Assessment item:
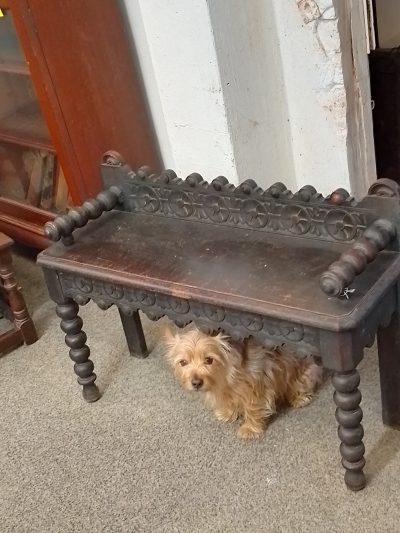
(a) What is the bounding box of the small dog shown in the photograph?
[164,328,322,439]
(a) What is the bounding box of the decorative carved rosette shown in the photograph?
[58,273,318,352]
[98,158,400,246]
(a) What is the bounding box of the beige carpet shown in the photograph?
[1,248,400,532]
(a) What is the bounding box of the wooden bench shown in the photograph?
[37,151,400,491]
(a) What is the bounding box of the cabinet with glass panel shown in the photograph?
[0,1,160,248]
[0,5,68,247]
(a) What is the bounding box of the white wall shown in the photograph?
[123,0,238,183]
[123,0,366,195]
[273,0,350,193]
[208,0,296,190]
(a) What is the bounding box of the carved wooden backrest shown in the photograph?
[44,150,400,299]
[101,152,400,249]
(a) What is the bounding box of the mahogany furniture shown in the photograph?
[38,152,400,491]
[0,231,37,352]
[0,1,160,248]
[370,47,400,184]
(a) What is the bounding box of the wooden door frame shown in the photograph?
[334,0,377,198]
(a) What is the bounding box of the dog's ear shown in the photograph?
[162,326,181,365]
[214,332,230,349]
[162,325,179,347]
[214,333,245,367]
[213,332,232,359]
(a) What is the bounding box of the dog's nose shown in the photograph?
[191,378,203,390]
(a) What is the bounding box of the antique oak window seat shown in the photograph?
[37,151,400,491]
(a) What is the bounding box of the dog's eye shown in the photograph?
[204,357,213,365]
[178,360,188,367]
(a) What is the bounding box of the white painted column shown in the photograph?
[123,0,238,183]
[209,0,353,193]
[123,0,372,196]
[271,0,351,194]
[208,0,297,191]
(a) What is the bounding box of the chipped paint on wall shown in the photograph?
[297,0,321,24]
[297,1,347,137]
[125,0,353,195]
[270,0,351,192]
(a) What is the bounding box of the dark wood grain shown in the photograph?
[10,0,87,203]
[2,1,161,247]
[21,0,161,196]
[369,48,400,183]
[56,299,100,402]
[0,328,24,354]
[119,309,148,358]
[377,310,400,427]
[333,370,366,491]
[38,210,400,330]
[0,197,54,248]
[0,232,37,352]
[37,161,400,491]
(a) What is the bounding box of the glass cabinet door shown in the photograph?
[0,8,69,213]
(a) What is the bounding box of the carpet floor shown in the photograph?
[1,248,400,532]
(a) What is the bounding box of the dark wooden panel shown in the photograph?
[8,0,87,203]
[4,1,160,248]
[0,197,54,224]
[377,311,400,427]
[0,217,48,248]
[369,49,400,183]
[38,210,400,328]
[0,328,23,354]
[24,0,161,197]
[0,197,52,247]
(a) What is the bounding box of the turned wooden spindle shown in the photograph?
[185,172,205,188]
[56,301,100,402]
[211,176,229,191]
[368,178,400,198]
[0,242,38,345]
[44,185,123,245]
[333,370,366,491]
[329,188,351,205]
[297,185,317,202]
[320,218,396,297]
[268,182,287,199]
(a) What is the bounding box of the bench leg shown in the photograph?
[377,311,400,427]
[56,299,100,402]
[333,369,366,491]
[0,247,37,345]
[119,308,148,358]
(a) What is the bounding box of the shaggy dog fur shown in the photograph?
[164,328,322,439]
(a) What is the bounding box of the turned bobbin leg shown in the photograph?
[332,369,366,491]
[0,247,37,345]
[56,300,100,402]
[118,309,148,358]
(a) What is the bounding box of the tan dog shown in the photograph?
[164,328,322,439]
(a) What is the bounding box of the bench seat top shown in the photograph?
[38,210,400,331]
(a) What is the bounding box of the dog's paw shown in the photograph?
[215,409,238,423]
[290,394,313,408]
[237,424,263,440]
